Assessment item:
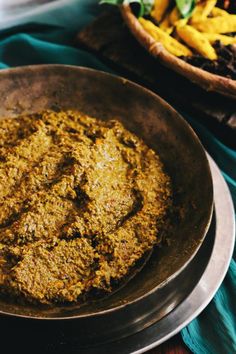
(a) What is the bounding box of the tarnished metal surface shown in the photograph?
[0,66,213,333]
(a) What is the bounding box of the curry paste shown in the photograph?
[0,110,171,304]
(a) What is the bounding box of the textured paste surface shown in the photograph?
[0,110,171,304]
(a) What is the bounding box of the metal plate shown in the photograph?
[0,0,58,26]
[0,0,90,31]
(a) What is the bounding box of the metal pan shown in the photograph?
[0,65,213,337]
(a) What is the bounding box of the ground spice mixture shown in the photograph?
[0,110,171,304]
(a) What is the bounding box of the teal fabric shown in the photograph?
[180,118,236,354]
[0,1,235,353]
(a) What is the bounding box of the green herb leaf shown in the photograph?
[138,0,154,16]
[100,0,196,18]
[175,0,196,18]
[99,0,154,17]
[99,0,124,5]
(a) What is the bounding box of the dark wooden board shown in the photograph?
[76,9,236,148]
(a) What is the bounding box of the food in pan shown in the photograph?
[0,110,171,304]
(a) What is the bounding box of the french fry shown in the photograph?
[203,33,236,45]
[142,0,234,60]
[191,0,217,23]
[151,0,170,23]
[175,18,188,28]
[176,24,217,59]
[194,15,236,33]
[160,7,187,35]
[139,18,192,56]
[211,7,229,17]
[160,15,174,35]
[169,7,181,26]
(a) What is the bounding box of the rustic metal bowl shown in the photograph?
[0,65,213,340]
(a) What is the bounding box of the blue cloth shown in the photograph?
[0,1,235,353]
[180,118,236,354]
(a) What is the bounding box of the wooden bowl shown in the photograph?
[121,4,236,100]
